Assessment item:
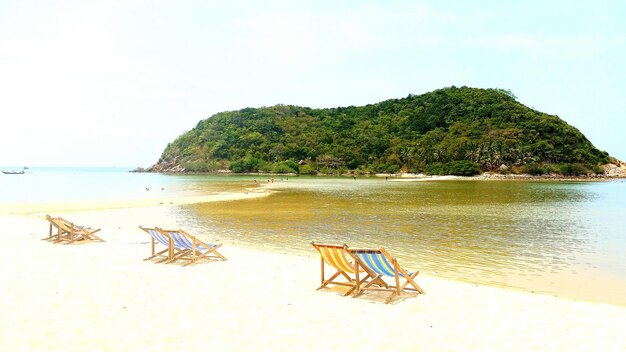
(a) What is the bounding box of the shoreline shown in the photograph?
[1,207,625,350]
[0,187,271,216]
[132,170,626,181]
[385,172,626,182]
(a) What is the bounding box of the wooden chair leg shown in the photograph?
[144,248,169,261]
[343,269,359,297]
[354,274,383,297]
[394,260,401,297]
[320,257,325,286]
[318,271,342,290]
[406,271,425,294]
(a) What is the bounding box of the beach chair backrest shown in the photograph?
[46,215,67,234]
[57,217,89,233]
[351,249,398,277]
[140,227,170,247]
[165,230,194,249]
[46,215,61,228]
[312,243,361,274]
[164,229,217,250]
[47,215,67,230]
[57,218,76,232]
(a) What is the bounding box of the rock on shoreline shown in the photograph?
[604,161,626,177]
[134,160,626,178]
[132,159,186,173]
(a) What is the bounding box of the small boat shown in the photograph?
[2,170,25,174]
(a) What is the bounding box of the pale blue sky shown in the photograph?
[1,0,624,167]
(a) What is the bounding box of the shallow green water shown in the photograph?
[180,177,626,306]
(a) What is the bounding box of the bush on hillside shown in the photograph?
[271,160,299,174]
[229,156,264,173]
[522,163,545,175]
[425,161,482,176]
[445,160,482,176]
[557,163,589,176]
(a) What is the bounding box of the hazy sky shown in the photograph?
[1,0,625,167]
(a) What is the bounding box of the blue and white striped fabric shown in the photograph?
[167,231,215,251]
[354,251,412,277]
[148,229,170,247]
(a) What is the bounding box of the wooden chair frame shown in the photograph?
[160,229,226,266]
[45,215,103,244]
[310,242,380,296]
[44,215,71,241]
[138,226,179,263]
[348,247,424,304]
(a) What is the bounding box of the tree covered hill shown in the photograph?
[149,86,609,175]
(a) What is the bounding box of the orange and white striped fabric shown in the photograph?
[313,244,364,273]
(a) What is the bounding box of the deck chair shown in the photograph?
[45,214,103,243]
[160,229,226,265]
[348,247,425,303]
[44,215,71,241]
[138,226,177,262]
[310,242,380,296]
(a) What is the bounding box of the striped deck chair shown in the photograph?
[45,214,103,243]
[348,247,425,304]
[310,242,375,296]
[138,226,177,262]
[161,229,226,265]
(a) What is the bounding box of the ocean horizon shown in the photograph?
[1,166,163,204]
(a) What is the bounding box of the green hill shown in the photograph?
[149,86,609,176]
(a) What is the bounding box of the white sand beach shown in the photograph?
[0,186,270,215]
[1,199,625,351]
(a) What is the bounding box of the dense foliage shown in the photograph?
[156,86,609,175]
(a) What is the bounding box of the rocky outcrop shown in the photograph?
[133,158,186,173]
[603,159,626,177]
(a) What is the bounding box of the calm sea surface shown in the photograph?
[181,177,626,306]
[0,167,255,204]
[2,168,625,305]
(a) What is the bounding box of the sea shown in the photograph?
[2,166,625,306]
[0,166,252,204]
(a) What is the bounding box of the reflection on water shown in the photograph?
[178,177,626,306]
